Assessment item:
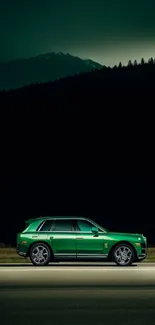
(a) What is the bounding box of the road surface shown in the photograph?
[0,263,155,325]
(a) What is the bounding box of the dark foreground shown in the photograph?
[0,265,155,325]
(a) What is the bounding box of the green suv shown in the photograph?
[17,216,147,266]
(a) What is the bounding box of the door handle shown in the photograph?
[76,237,83,240]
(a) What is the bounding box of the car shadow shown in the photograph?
[0,262,138,267]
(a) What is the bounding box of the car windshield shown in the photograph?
[89,220,108,232]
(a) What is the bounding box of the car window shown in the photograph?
[52,219,75,231]
[77,220,94,232]
[38,220,54,231]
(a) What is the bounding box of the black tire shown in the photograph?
[113,243,134,266]
[29,243,51,266]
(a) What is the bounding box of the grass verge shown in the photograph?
[0,247,154,263]
[143,247,155,262]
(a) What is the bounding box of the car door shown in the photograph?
[75,219,106,259]
[48,218,77,259]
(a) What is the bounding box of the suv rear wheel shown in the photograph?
[29,243,51,266]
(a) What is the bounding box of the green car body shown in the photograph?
[17,216,147,266]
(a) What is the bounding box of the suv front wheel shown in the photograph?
[29,243,51,266]
[113,243,134,266]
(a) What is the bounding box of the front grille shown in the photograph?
[141,242,147,248]
[141,242,147,254]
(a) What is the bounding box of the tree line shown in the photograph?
[0,56,155,106]
[116,57,155,69]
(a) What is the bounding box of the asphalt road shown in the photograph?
[0,263,155,325]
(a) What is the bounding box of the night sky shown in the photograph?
[0,177,155,245]
[0,0,155,66]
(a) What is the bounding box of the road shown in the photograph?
[0,263,155,325]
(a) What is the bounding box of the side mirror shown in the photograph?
[92,227,98,235]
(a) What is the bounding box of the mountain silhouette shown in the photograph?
[0,52,103,90]
[1,57,155,103]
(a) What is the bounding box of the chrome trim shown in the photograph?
[17,251,26,257]
[54,253,76,256]
[137,253,147,259]
[54,253,108,256]
[77,254,108,256]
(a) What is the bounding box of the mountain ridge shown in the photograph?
[0,52,103,90]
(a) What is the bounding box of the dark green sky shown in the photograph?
[0,0,155,66]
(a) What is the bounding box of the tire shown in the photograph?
[113,243,134,266]
[29,243,51,266]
